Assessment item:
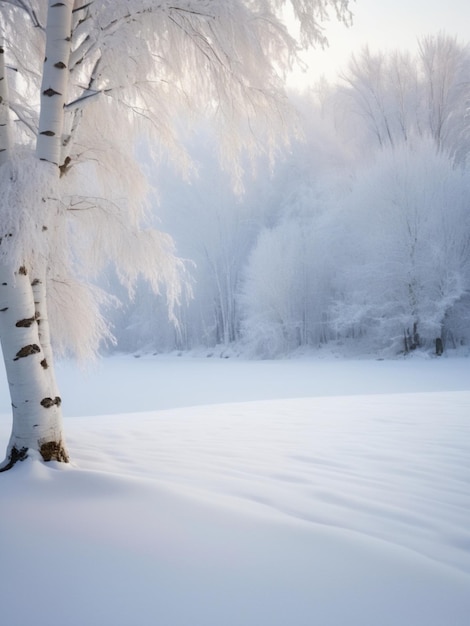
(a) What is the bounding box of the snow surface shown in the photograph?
[1,354,469,626]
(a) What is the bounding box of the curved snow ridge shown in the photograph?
[1,387,470,626]
[2,456,470,626]
[56,391,470,578]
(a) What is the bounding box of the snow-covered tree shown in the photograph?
[240,219,310,356]
[109,37,470,361]
[0,0,352,469]
[418,33,470,159]
[331,139,470,355]
[108,134,265,353]
[240,97,349,357]
[336,35,470,161]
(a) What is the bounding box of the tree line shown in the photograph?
[112,33,470,358]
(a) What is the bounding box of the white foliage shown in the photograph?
[97,39,470,359]
[1,0,352,360]
[64,0,351,179]
[331,139,470,353]
[0,154,59,271]
[126,125,264,350]
[47,277,115,361]
[336,35,470,163]
[240,221,304,357]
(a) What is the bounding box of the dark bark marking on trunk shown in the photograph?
[31,278,41,286]
[54,61,67,69]
[18,266,27,275]
[15,317,37,328]
[40,440,69,463]
[40,130,56,137]
[14,344,40,360]
[51,2,67,6]
[0,307,8,312]
[1,442,69,470]
[40,359,48,369]
[59,156,71,177]
[40,396,62,408]
[43,87,62,97]
[2,283,7,286]
[42,226,48,231]
[0,446,29,472]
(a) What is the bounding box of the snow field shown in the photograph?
[0,355,469,625]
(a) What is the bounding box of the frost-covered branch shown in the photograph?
[72,0,94,13]
[64,88,102,111]
[9,102,37,137]
[0,0,44,29]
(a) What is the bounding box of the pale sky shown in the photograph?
[289,0,470,86]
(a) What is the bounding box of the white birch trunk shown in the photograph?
[0,1,74,470]
[0,37,10,167]
[37,0,74,166]
[0,268,68,469]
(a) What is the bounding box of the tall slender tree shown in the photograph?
[0,0,352,470]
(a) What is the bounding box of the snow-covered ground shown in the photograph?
[1,354,469,626]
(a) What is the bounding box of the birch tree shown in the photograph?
[0,0,352,470]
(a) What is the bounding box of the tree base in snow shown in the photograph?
[0,446,28,472]
[0,440,69,472]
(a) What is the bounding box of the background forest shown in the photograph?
[109,33,470,359]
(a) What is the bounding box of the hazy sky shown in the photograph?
[290,0,470,86]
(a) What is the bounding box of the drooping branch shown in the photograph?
[9,101,37,138]
[64,87,101,111]
[70,0,97,67]
[62,55,103,165]
[72,0,94,14]
[69,34,95,70]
